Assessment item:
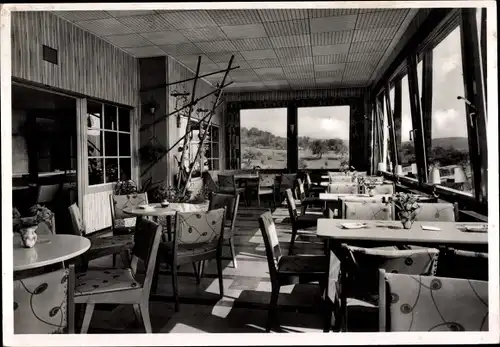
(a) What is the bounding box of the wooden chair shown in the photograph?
[109,193,148,235]
[305,172,326,196]
[208,193,240,268]
[75,218,162,333]
[257,173,276,208]
[296,178,323,215]
[342,201,395,220]
[284,188,324,255]
[258,211,328,332]
[329,175,354,183]
[279,173,297,201]
[68,203,134,270]
[217,174,247,205]
[379,270,488,331]
[157,208,226,312]
[14,264,75,334]
[37,183,62,205]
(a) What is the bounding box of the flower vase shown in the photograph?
[368,189,375,197]
[399,212,415,229]
[20,226,38,248]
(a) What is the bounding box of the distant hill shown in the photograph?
[402,137,468,151]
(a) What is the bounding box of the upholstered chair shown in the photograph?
[14,265,75,334]
[412,202,459,222]
[327,183,359,194]
[74,218,162,333]
[109,193,148,235]
[343,201,394,220]
[379,270,488,331]
[257,173,277,208]
[68,203,134,270]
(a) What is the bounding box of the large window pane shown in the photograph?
[240,108,287,169]
[297,106,350,170]
[400,75,417,177]
[88,158,104,185]
[104,131,118,156]
[104,104,117,131]
[105,158,118,183]
[430,26,473,195]
[119,158,132,181]
[118,107,130,132]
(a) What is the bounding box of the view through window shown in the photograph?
[429,26,473,195]
[297,106,350,170]
[240,108,287,169]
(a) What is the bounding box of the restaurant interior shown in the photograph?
[3,2,497,341]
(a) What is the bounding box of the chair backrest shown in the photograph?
[35,221,53,235]
[412,202,458,222]
[296,178,306,201]
[327,183,358,194]
[339,196,388,204]
[110,193,148,230]
[258,211,282,284]
[379,270,488,331]
[14,264,75,334]
[174,208,226,247]
[436,248,488,281]
[305,172,313,186]
[330,175,354,183]
[259,173,276,188]
[328,171,347,177]
[280,173,296,189]
[370,183,394,195]
[37,184,61,204]
[284,188,298,222]
[209,192,240,231]
[218,174,236,189]
[130,218,162,296]
[343,201,394,220]
[343,244,439,298]
[68,203,85,236]
[327,250,343,328]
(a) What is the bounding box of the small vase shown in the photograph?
[20,226,38,248]
[368,188,375,197]
[399,212,415,229]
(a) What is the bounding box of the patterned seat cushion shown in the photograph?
[74,268,140,296]
[383,273,488,331]
[328,183,358,194]
[278,255,327,274]
[413,203,456,222]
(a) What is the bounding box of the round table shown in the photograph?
[13,234,91,272]
[123,202,209,241]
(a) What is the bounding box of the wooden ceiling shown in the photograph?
[53,9,418,92]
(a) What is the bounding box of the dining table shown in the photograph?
[317,219,488,252]
[13,234,91,272]
[123,202,209,241]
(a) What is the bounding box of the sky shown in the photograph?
[241,27,468,144]
[240,106,350,141]
[401,26,468,142]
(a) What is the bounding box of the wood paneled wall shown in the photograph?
[11,11,139,107]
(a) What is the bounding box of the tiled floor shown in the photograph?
[83,204,333,334]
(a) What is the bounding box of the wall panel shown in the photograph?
[11,11,139,106]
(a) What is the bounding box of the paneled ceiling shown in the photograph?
[53,9,418,92]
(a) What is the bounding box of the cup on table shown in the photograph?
[19,226,38,248]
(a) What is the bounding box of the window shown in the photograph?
[240,108,287,169]
[429,26,473,195]
[400,74,417,177]
[297,106,350,170]
[87,101,132,186]
[382,95,391,170]
[178,117,220,176]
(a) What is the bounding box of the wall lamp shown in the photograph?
[143,98,159,116]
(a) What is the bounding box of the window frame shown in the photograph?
[373,9,488,213]
[86,101,132,187]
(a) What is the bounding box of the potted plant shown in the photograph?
[386,192,420,229]
[114,180,139,195]
[27,204,54,232]
[357,176,377,196]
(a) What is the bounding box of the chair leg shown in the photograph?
[192,262,201,284]
[80,304,95,334]
[257,194,261,207]
[139,301,152,333]
[151,256,160,295]
[171,262,180,312]
[266,288,280,332]
[216,254,224,298]
[132,304,144,326]
[288,227,297,255]
[120,250,131,268]
[323,299,333,333]
[198,260,206,279]
[228,237,237,268]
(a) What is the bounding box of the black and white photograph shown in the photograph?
[1,1,498,346]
